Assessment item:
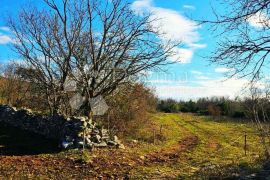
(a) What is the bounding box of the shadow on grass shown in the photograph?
[0,123,61,156]
[192,113,253,125]
[188,160,270,179]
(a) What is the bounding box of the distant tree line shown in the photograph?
[157,97,247,119]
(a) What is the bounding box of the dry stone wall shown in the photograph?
[0,105,122,149]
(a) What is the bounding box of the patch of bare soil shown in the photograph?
[207,139,222,151]
[0,155,94,179]
[0,156,118,179]
[0,149,144,179]
[144,135,199,164]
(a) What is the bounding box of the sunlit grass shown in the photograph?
[130,113,265,178]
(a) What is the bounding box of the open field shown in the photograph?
[0,113,267,179]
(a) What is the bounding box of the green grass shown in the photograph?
[130,113,189,155]
[129,113,265,178]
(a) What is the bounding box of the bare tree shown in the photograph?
[8,0,178,116]
[204,0,270,80]
[8,2,76,114]
[203,1,270,158]
[244,82,270,158]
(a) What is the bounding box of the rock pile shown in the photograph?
[62,116,124,149]
[0,105,124,150]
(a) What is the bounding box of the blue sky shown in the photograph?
[0,0,256,100]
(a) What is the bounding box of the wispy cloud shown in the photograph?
[246,11,270,28]
[154,78,248,100]
[195,75,210,80]
[191,70,203,75]
[215,67,233,73]
[0,33,13,44]
[0,27,10,32]
[171,48,193,63]
[131,0,205,64]
[183,5,196,10]
[189,43,207,48]
[147,79,184,84]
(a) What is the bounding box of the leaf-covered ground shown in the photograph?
[0,113,267,179]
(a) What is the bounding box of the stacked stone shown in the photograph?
[61,116,124,149]
[0,105,67,140]
[0,105,124,150]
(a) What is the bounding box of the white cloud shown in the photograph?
[131,0,205,64]
[171,48,193,63]
[214,67,233,73]
[154,78,248,100]
[0,27,10,32]
[147,79,182,84]
[151,7,199,45]
[132,0,152,10]
[0,33,13,44]
[183,5,196,10]
[139,70,153,76]
[195,75,210,80]
[191,70,203,75]
[189,43,207,48]
[246,12,270,28]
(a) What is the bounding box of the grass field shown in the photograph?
[0,113,267,179]
[129,113,264,179]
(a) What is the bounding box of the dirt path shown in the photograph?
[144,135,199,164]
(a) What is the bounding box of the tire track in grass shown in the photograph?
[141,114,200,164]
[143,136,199,164]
